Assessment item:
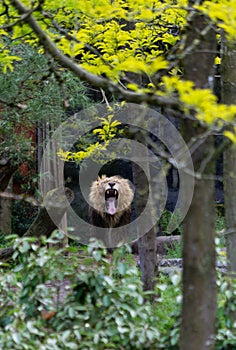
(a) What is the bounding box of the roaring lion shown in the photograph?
[89,175,134,230]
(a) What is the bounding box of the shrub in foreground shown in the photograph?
[1,232,236,349]
[0,233,181,350]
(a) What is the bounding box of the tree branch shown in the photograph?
[0,191,41,207]
[10,0,180,111]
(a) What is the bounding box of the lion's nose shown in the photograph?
[109,182,115,188]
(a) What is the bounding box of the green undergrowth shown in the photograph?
[0,231,234,349]
[159,209,226,259]
[164,239,183,259]
[0,232,181,350]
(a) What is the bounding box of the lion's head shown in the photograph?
[89,175,134,220]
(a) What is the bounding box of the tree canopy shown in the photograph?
[1,0,236,134]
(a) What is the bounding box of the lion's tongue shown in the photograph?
[107,198,117,215]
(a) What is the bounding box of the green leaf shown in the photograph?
[12,332,21,344]
[93,250,102,261]
[117,262,126,276]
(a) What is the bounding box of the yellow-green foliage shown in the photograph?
[0,49,21,73]
[52,0,188,80]
[161,76,236,124]
[58,113,122,163]
[1,0,236,136]
[0,0,188,80]
[195,0,236,41]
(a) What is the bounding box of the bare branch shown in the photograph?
[0,191,42,207]
[0,97,28,109]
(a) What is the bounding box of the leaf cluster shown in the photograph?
[2,1,236,137]
[196,0,236,41]
[0,231,235,349]
[216,274,236,349]
[160,76,236,125]
[0,232,181,349]
[0,1,236,131]
[0,44,90,166]
[58,111,123,164]
[0,0,188,82]
[45,0,187,81]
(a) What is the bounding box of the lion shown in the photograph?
[88,175,134,247]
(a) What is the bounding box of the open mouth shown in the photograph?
[105,189,118,200]
[105,189,118,215]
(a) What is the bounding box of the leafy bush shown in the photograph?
[0,232,181,350]
[12,200,38,236]
[1,231,234,349]
[164,239,182,259]
[159,210,182,236]
[216,274,236,349]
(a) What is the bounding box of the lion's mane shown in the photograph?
[89,175,134,228]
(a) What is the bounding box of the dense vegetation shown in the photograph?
[1,1,236,349]
[0,232,235,350]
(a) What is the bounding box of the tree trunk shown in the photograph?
[180,5,217,350]
[224,148,236,273]
[221,36,236,273]
[0,178,12,236]
[0,187,74,261]
[132,161,158,291]
[221,34,236,324]
[131,126,158,291]
[38,121,68,247]
[131,235,181,255]
[0,159,17,192]
[0,159,17,236]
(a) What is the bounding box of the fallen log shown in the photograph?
[131,235,181,256]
